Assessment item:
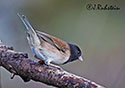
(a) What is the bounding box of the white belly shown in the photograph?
[41,48,68,65]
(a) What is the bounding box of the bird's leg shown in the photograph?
[37,58,44,64]
[44,59,51,66]
[35,56,61,70]
[34,55,44,64]
[49,64,61,70]
[44,59,61,70]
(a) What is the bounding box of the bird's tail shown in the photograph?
[17,13,36,34]
[17,13,40,46]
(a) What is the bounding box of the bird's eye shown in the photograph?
[77,50,81,56]
[78,51,80,54]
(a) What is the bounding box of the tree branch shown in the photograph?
[0,44,105,88]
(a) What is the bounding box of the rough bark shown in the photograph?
[0,44,105,88]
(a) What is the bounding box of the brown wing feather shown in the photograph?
[36,30,69,52]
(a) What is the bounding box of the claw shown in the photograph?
[49,64,61,70]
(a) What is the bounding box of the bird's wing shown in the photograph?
[36,30,69,53]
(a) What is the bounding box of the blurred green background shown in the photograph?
[0,0,125,88]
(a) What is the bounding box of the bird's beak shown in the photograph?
[78,56,83,61]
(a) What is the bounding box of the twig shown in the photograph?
[0,45,105,88]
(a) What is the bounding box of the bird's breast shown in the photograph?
[41,42,70,64]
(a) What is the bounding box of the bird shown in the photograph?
[17,13,83,66]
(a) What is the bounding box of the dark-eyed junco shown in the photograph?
[18,13,83,65]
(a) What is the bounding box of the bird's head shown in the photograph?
[64,43,83,64]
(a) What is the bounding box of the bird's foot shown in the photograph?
[44,60,61,70]
[38,60,44,65]
[34,55,44,64]
[49,64,61,70]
